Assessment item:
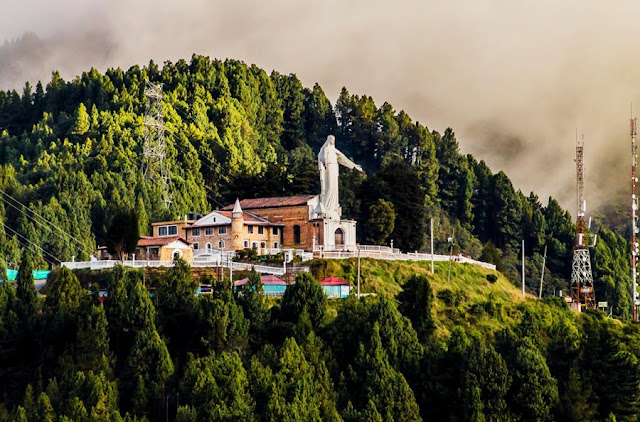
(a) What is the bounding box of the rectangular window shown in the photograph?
[244,240,249,248]
[192,228,200,237]
[273,242,279,248]
[193,242,199,250]
[248,225,254,234]
[168,225,178,236]
[218,226,227,235]
[273,227,278,235]
[158,226,168,236]
[205,227,214,236]
[258,226,264,235]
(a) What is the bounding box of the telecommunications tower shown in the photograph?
[141,80,173,208]
[632,117,638,321]
[569,137,596,311]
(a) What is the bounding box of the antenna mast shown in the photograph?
[141,80,173,208]
[570,137,596,311]
[632,116,638,321]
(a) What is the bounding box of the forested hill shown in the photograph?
[0,54,632,316]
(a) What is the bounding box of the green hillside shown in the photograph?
[2,258,640,421]
[0,54,637,421]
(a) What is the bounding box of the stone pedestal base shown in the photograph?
[323,219,357,251]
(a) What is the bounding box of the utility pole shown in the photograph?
[522,239,525,297]
[430,218,435,273]
[141,80,173,208]
[357,244,361,298]
[539,245,547,299]
[447,233,454,283]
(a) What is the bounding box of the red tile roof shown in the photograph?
[234,274,286,286]
[137,236,190,247]
[320,276,349,286]
[191,210,284,228]
[222,195,316,210]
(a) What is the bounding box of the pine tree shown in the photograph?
[15,250,37,318]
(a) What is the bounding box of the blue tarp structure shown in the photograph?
[4,269,50,282]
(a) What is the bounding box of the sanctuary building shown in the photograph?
[106,135,362,259]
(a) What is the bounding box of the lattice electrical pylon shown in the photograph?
[141,80,173,208]
[570,138,597,311]
[631,117,638,321]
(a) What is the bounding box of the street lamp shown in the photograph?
[447,236,454,283]
[357,243,361,298]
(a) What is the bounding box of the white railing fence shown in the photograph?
[61,259,290,276]
[314,247,496,271]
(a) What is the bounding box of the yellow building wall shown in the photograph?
[158,246,193,262]
[187,224,281,252]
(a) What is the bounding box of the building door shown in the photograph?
[335,228,344,246]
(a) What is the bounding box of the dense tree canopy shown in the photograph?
[0,54,636,421]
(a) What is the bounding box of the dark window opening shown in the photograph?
[293,225,301,244]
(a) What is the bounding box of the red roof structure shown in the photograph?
[320,276,349,286]
[137,236,190,247]
[222,195,316,210]
[218,211,283,226]
[234,274,286,286]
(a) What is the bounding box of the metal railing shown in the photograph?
[61,259,289,275]
[315,248,496,271]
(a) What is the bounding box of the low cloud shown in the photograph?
[1,0,638,213]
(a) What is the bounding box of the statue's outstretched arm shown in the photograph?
[336,149,363,172]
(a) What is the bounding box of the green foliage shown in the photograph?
[0,54,637,422]
[15,250,37,317]
[106,209,139,260]
[235,268,269,347]
[364,199,395,245]
[179,352,255,421]
[280,272,327,329]
[397,274,435,342]
[198,287,249,356]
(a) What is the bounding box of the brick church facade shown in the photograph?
[222,195,323,250]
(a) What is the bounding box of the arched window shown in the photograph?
[335,228,345,246]
[205,242,212,251]
[172,249,183,260]
[293,225,301,244]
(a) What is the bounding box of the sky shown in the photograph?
[1,0,639,213]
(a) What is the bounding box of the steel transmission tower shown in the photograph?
[141,81,173,208]
[570,138,596,311]
[632,117,639,320]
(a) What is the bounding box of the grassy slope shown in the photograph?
[310,258,531,339]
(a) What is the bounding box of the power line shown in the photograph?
[0,188,95,257]
[1,221,61,264]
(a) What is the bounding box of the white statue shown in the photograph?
[318,135,363,220]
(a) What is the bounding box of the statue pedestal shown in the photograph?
[322,218,357,251]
